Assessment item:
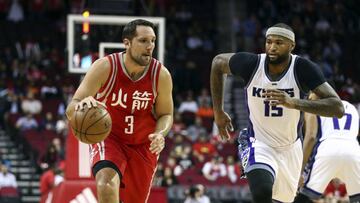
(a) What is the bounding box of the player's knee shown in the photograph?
[251,182,272,203]
[95,168,120,203]
[96,179,117,197]
[94,165,121,198]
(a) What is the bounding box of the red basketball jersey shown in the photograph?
[96,52,161,145]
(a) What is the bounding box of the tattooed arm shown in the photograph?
[211,52,258,139]
[210,53,234,140]
[265,82,344,118]
[264,56,344,118]
[293,83,344,117]
[210,54,234,112]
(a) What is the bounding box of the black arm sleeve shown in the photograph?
[295,57,326,93]
[229,52,259,85]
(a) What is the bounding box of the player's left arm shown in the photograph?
[265,82,344,118]
[265,57,344,118]
[149,66,174,154]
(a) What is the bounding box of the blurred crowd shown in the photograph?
[0,0,359,202]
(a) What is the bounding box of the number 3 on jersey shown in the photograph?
[125,115,134,134]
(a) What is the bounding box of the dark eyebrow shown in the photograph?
[267,38,285,42]
[138,36,156,40]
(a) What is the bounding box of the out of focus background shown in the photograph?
[0,0,359,203]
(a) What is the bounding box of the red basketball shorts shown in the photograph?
[90,137,158,203]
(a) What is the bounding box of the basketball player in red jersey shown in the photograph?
[66,19,174,203]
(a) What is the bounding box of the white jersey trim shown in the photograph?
[96,53,119,103]
[151,60,160,100]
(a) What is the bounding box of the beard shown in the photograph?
[266,53,289,65]
[128,49,151,66]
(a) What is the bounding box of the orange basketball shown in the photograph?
[70,105,112,144]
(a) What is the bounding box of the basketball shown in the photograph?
[70,105,112,144]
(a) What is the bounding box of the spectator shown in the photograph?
[315,16,330,33]
[40,112,56,131]
[186,117,207,142]
[170,112,186,137]
[57,102,66,116]
[177,144,193,170]
[165,156,185,177]
[15,113,38,131]
[40,80,58,99]
[27,64,43,81]
[7,0,24,22]
[197,88,211,107]
[0,163,17,188]
[173,144,194,176]
[196,101,214,120]
[178,92,198,113]
[186,28,203,50]
[0,88,21,126]
[61,84,75,105]
[5,90,21,115]
[161,167,178,187]
[26,81,40,97]
[55,115,67,136]
[225,155,242,183]
[184,184,210,203]
[202,156,226,182]
[196,184,210,203]
[0,155,12,170]
[192,134,217,162]
[171,133,191,154]
[184,185,201,203]
[21,92,42,115]
[165,156,177,171]
[40,165,64,203]
[51,137,64,160]
[39,144,60,170]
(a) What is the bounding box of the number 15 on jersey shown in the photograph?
[264,101,283,117]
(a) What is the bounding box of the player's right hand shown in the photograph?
[214,110,234,140]
[75,96,106,111]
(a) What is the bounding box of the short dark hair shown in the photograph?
[189,185,200,198]
[122,19,155,41]
[272,23,294,32]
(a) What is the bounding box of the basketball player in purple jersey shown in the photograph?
[210,23,344,202]
[294,94,360,203]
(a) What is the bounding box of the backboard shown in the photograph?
[67,15,165,74]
